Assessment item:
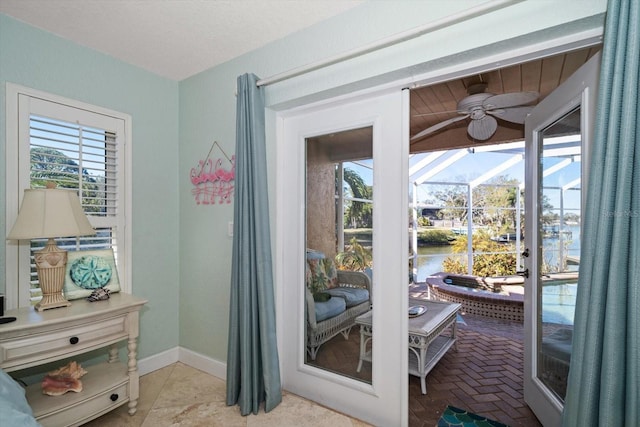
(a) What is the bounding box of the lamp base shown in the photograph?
[34,238,71,312]
[35,292,72,312]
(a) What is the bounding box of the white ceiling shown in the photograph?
[0,0,364,81]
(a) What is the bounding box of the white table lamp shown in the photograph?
[7,184,96,311]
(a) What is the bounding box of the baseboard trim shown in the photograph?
[179,347,227,380]
[137,347,179,376]
[137,346,226,380]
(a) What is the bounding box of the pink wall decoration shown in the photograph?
[190,141,235,205]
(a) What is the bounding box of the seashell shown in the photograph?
[42,375,83,396]
[42,361,87,396]
[47,361,87,379]
[87,287,111,302]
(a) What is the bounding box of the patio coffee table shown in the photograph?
[355,298,461,394]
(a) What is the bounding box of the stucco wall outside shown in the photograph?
[306,141,336,258]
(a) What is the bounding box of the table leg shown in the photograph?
[356,324,373,373]
[357,325,366,372]
[127,336,139,415]
[452,319,458,351]
[108,344,119,363]
[420,344,427,394]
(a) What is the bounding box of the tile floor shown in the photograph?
[84,362,370,427]
[85,294,543,426]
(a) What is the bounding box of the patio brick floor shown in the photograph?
[308,310,542,426]
[409,314,542,427]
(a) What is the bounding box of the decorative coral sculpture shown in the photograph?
[41,361,88,396]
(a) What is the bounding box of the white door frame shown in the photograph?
[276,88,409,426]
[272,28,603,427]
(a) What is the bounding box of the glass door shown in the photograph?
[305,126,374,384]
[278,89,409,426]
[524,52,600,426]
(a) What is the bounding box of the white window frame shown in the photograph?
[5,83,132,309]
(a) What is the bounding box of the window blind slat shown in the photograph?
[28,115,121,291]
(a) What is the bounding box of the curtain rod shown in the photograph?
[256,0,523,88]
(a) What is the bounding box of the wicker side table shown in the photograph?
[355,299,460,394]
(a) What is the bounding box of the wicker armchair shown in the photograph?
[305,269,371,360]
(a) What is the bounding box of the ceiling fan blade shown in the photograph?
[483,91,539,109]
[468,115,497,141]
[411,114,469,141]
[487,106,534,124]
[413,109,460,117]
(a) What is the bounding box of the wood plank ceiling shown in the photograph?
[410,46,601,153]
[307,45,601,160]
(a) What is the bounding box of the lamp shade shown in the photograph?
[7,188,96,240]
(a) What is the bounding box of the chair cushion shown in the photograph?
[314,295,346,322]
[326,287,370,307]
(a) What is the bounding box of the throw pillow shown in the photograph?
[305,261,313,289]
[307,258,329,294]
[323,258,339,289]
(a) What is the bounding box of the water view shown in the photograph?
[542,282,577,325]
[415,224,581,281]
[414,226,581,326]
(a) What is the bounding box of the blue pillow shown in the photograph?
[364,267,373,280]
[326,287,370,307]
[0,369,41,426]
[306,249,325,260]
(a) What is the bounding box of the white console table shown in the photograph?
[0,293,147,427]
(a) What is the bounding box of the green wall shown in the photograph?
[0,14,180,359]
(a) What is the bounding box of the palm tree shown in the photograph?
[342,168,372,228]
[30,147,84,186]
[30,147,105,213]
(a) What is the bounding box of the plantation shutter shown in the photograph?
[26,112,124,301]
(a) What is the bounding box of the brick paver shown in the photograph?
[308,310,542,426]
[409,314,542,427]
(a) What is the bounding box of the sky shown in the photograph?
[343,137,582,214]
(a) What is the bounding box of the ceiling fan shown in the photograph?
[411,83,539,142]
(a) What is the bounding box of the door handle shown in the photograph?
[521,248,529,257]
[516,269,529,278]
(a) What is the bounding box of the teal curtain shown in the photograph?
[226,73,282,415]
[563,1,639,426]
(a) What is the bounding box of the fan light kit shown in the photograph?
[412,83,539,142]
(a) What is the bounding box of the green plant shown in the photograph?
[417,216,431,227]
[335,237,372,271]
[417,229,455,245]
[341,168,373,228]
[442,230,516,276]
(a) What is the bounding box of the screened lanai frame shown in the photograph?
[408,136,582,281]
[335,136,582,282]
[412,180,523,279]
